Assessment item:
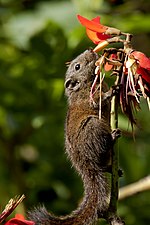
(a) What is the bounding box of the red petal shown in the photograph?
[86,29,101,44]
[131,51,150,70]
[104,63,113,71]
[77,15,107,33]
[137,67,150,84]
[86,16,108,44]
[104,54,117,71]
[15,215,25,220]
[5,215,35,225]
[91,16,101,23]
[97,32,110,40]
[5,218,35,225]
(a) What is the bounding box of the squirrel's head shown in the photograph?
[65,49,98,99]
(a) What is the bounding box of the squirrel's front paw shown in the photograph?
[111,128,121,141]
[111,84,121,96]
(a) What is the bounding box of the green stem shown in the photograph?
[108,90,125,225]
[110,95,119,212]
[108,54,125,225]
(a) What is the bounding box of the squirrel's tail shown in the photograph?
[27,182,101,225]
[28,205,62,225]
[27,173,109,225]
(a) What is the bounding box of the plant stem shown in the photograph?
[108,53,125,225]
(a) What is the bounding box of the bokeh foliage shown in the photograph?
[0,0,149,224]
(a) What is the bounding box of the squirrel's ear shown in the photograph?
[65,61,71,67]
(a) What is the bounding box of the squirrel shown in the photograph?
[28,49,115,225]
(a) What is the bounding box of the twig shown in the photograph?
[0,195,25,223]
[119,175,150,200]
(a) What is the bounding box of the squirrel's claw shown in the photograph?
[111,128,121,141]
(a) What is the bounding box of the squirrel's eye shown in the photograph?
[75,63,80,71]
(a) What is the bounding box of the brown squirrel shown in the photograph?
[28,49,115,225]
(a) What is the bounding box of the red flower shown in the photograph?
[77,15,110,44]
[119,50,150,124]
[129,51,150,84]
[4,214,35,225]
[131,51,150,70]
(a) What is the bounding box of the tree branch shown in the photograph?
[119,175,150,200]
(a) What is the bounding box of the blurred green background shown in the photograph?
[0,0,149,224]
